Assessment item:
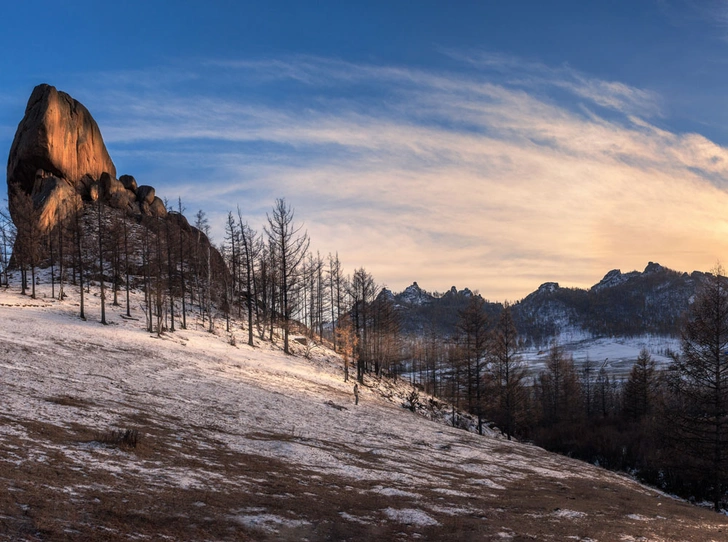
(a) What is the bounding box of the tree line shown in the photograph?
[0,195,400,385]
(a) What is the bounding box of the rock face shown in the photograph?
[7,84,176,230]
[7,84,116,199]
[136,185,156,206]
[119,174,137,192]
[30,171,82,232]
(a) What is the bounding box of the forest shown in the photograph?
[1,194,728,512]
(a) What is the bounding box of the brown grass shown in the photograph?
[1,407,727,541]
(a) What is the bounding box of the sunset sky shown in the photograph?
[3,1,728,300]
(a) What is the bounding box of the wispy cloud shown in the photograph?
[442,50,662,117]
[61,54,728,300]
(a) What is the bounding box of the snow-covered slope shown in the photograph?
[0,280,725,541]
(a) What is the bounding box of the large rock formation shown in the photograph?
[6,83,229,300]
[7,84,115,200]
[7,84,170,230]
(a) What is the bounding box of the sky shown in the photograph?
[3,1,728,301]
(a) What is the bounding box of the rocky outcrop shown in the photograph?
[119,174,137,192]
[6,83,230,289]
[7,84,178,230]
[7,84,116,199]
[149,197,167,217]
[136,185,156,206]
[30,171,82,231]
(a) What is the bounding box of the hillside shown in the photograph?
[1,280,727,541]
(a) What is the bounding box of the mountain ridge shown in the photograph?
[389,261,707,346]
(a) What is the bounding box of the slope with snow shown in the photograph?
[0,279,726,541]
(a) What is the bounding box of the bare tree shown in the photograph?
[97,198,107,324]
[488,303,526,440]
[0,202,16,288]
[238,207,259,347]
[456,295,490,434]
[328,252,344,350]
[265,198,309,355]
[10,186,42,297]
[537,344,581,427]
[178,198,188,329]
[349,268,377,382]
[72,205,87,320]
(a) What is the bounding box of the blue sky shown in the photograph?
[4,1,728,300]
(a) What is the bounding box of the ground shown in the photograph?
[0,280,726,541]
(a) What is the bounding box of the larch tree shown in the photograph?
[488,303,526,441]
[97,197,107,325]
[538,344,581,427]
[10,186,42,298]
[349,267,377,381]
[328,252,344,350]
[456,295,490,435]
[0,204,14,287]
[666,266,728,511]
[264,198,309,355]
[237,208,259,347]
[623,347,657,421]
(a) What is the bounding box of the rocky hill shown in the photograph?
[5,83,224,275]
[0,278,726,541]
[391,262,706,347]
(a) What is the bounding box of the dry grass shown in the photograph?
[1,408,727,541]
[1,289,727,541]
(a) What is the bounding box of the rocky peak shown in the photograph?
[7,84,170,231]
[592,263,665,292]
[7,84,116,197]
[444,285,472,298]
[536,282,559,294]
[378,288,395,302]
[397,282,434,306]
[593,269,625,291]
[592,269,639,291]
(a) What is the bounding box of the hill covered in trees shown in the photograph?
[388,261,705,346]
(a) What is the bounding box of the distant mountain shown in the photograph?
[389,262,707,347]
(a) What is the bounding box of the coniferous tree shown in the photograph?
[11,187,42,298]
[538,344,581,427]
[349,267,377,381]
[238,208,258,347]
[97,198,107,325]
[488,303,526,440]
[122,210,131,317]
[56,213,66,300]
[623,348,657,421]
[456,295,490,434]
[0,204,15,288]
[178,198,187,329]
[666,267,728,511]
[328,252,344,350]
[73,205,86,320]
[265,198,309,355]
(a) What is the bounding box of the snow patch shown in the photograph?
[383,507,439,526]
[552,509,586,519]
